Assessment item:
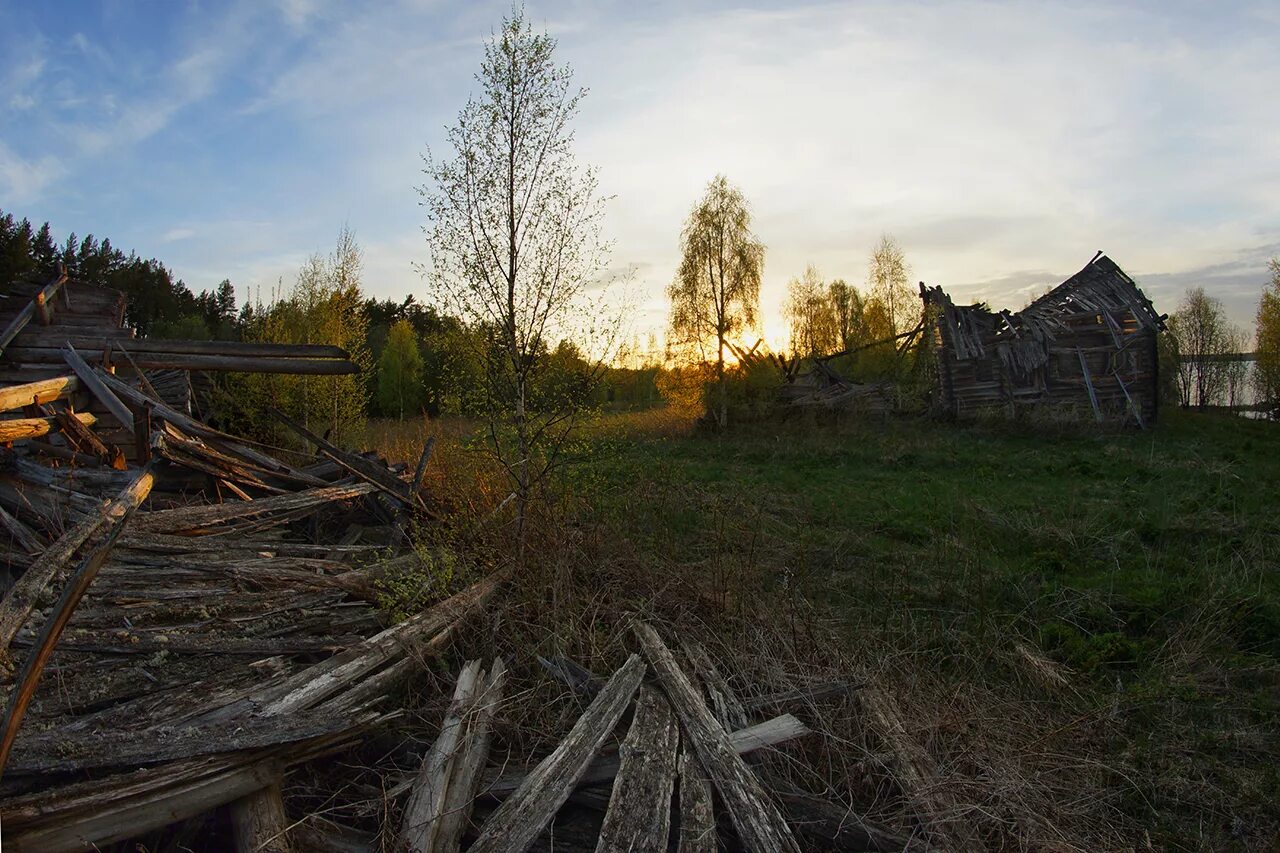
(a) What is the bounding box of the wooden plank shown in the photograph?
[468,655,645,853]
[1076,347,1103,423]
[403,658,508,852]
[274,409,421,510]
[0,271,66,355]
[0,464,155,777]
[0,411,96,442]
[0,505,43,554]
[595,685,679,852]
[231,782,294,853]
[8,346,359,374]
[632,620,800,853]
[130,482,376,534]
[62,343,136,435]
[0,374,81,412]
[681,639,747,730]
[677,743,715,853]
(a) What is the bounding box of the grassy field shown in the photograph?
[369,407,1279,850]
[572,408,1279,850]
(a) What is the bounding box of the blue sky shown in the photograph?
[2,0,1277,346]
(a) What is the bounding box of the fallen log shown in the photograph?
[274,409,422,511]
[129,483,377,535]
[62,343,136,435]
[468,654,646,853]
[0,374,81,412]
[0,411,96,442]
[632,619,800,853]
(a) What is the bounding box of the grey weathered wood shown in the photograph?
[10,345,359,374]
[130,483,376,534]
[403,658,507,852]
[232,782,294,852]
[1076,347,1103,423]
[469,654,646,853]
[677,742,715,853]
[0,271,66,355]
[0,464,155,776]
[632,620,800,853]
[481,713,809,801]
[0,505,43,554]
[274,409,421,510]
[682,639,747,730]
[62,343,136,435]
[596,685,679,852]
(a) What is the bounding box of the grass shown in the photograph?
[366,406,1280,850]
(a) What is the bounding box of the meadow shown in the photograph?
[369,407,1280,850]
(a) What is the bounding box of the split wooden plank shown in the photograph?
[0,270,66,355]
[0,464,154,651]
[62,343,136,435]
[677,743,715,853]
[681,638,747,731]
[595,684,679,852]
[0,411,96,442]
[632,619,801,853]
[231,782,294,853]
[468,654,646,853]
[0,464,155,777]
[0,374,81,412]
[403,658,507,852]
[274,409,422,510]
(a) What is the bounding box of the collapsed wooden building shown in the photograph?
[923,252,1166,425]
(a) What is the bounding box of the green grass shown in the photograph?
[570,408,1280,850]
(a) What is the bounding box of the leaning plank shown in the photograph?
[595,684,679,852]
[632,620,800,853]
[0,464,154,651]
[0,374,80,412]
[0,464,155,776]
[403,658,508,852]
[62,342,136,435]
[0,271,66,355]
[0,411,96,442]
[677,742,715,853]
[468,654,646,853]
[129,482,376,534]
[681,639,747,730]
[231,782,294,853]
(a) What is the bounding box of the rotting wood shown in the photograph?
[231,781,294,853]
[595,684,679,853]
[274,409,422,510]
[129,482,377,534]
[0,463,155,777]
[632,619,801,853]
[468,654,646,853]
[681,638,747,730]
[677,742,715,853]
[0,374,81,412]
[62,342,137,435]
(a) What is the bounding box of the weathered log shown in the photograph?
[0,411,96,442]
[62,343,136,435]
[129,482,376,534]
[632,620,800,853]
[682,639,747,730]
[232,782,294,853]
[274,409,421,510]
[0,374,80,412]
[0,505,42,554]
[0,464,155,777]
[8,346,359,374]
[595,684,679,852]
[12,334,348,359]
[468,654,646,853]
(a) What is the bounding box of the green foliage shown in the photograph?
[377,319,424,419]
[1256,259,1280,416]
[373,545,463,624]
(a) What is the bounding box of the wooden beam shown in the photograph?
[677,743,715,853]
[632,620,800,853]
[10,334,346,359]
[0,374,81,412]
[62,343,136,435]
[0,411,96,442]
[0,271,66,355]
[468,655,645,853]
[8,346,359,374]
[595,684,679,852]
[274,409,421,511]
[231,782,294,853]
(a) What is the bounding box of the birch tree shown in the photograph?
[867,234,917,336]
[419,9,610,547]
[784,264,838,357]
[1255,259,1280,416]
[667,175,764,429]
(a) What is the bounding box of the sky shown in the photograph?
[2,0,1277,350]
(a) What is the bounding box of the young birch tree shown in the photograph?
[419,9,610,548]
[667,175,764,429]
[867,234,917,336]
[1168,287,1230,407]
[1255,259,1280,417]
[784,264,838,357]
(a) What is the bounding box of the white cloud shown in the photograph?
[0,141,65,205]
[161,227,196,242]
